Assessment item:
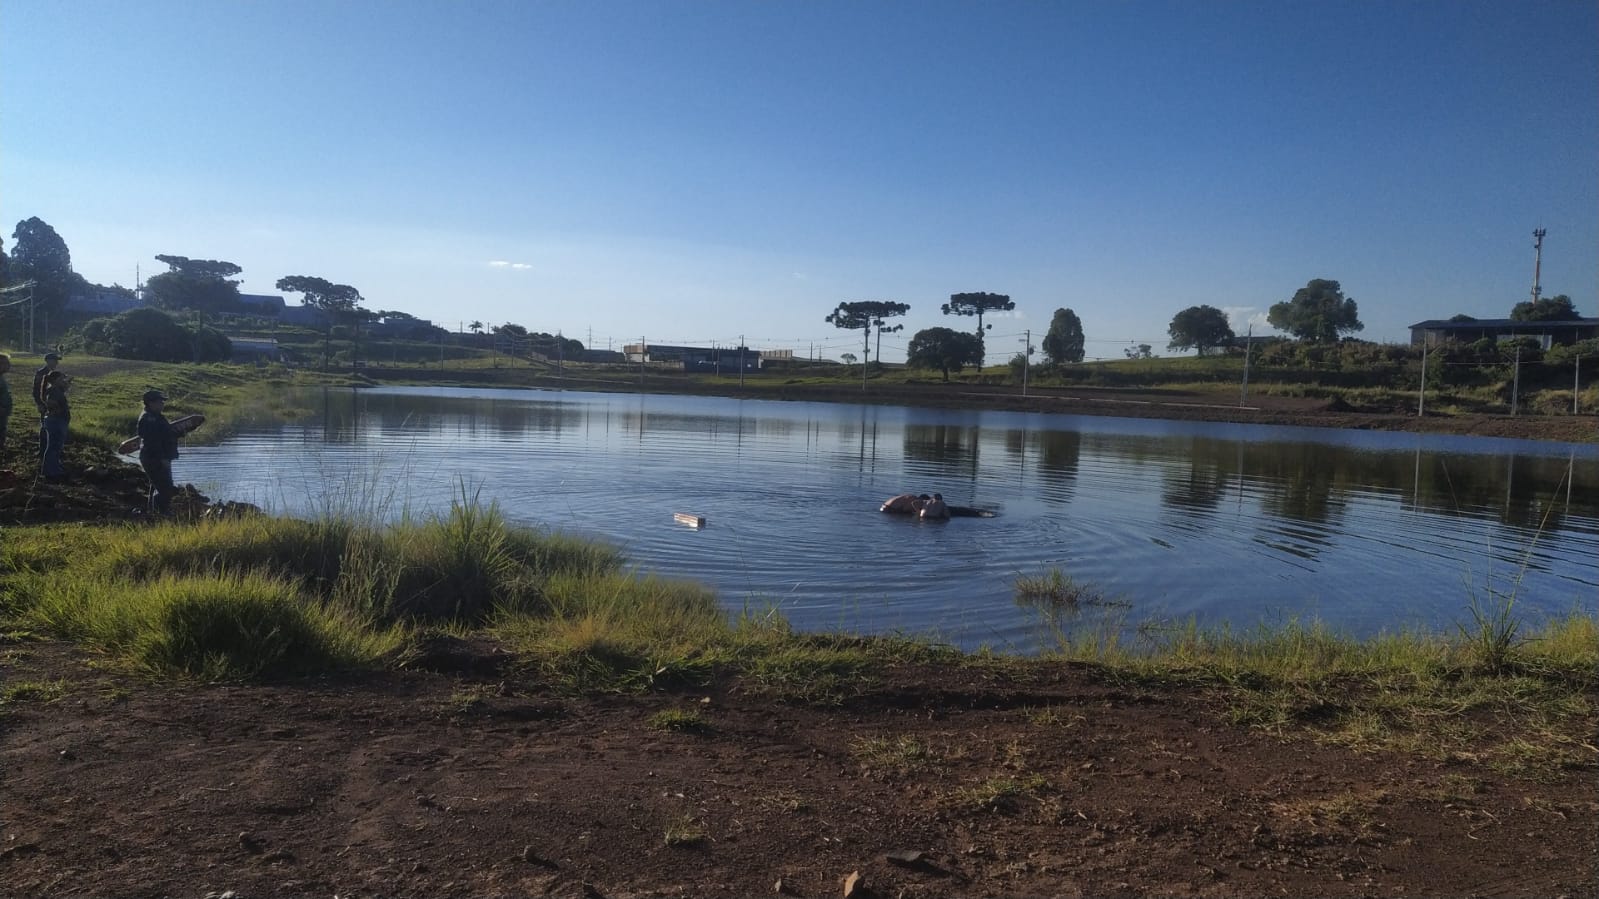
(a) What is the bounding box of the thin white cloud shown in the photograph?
[489,260,533,270]
[1222,306,1271,332]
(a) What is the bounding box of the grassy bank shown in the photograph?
[3,498,1593,780]
[1,352,361,453]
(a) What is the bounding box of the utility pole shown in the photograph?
[639,336,646,389]
[1417,340,1427,417]
[1240,325,1254,405]
[1576,355,1583,415]
[1021,330,1030,397]
[1511,344,1521,416]
[739,335,746,388]
[1530,228,1547,303]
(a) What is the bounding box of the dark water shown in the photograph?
[181,387,1599,650]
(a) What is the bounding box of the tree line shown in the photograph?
[1164,281,1585,358]
[827,280,1373,381]
[0,217,580,366]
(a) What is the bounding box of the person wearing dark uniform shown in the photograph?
[39,370,70,481]
[31,352,59,417]
[137,389,181,514]
[32,351,59,457]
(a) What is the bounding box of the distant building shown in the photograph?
[368,315,438,338]
[280,304,331,328]
[1409,318,1599,350]
[237,293,287,316]
[66,286,145,315]
[229,337,282,363]
[621,343,762,372]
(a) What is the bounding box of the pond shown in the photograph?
[182,387,1599,651]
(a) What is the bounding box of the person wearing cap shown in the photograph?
[918,492,950,520]
[137,389,182,514]
[39,369,71,480]
[32,352,60,418]
[32,351,60,457]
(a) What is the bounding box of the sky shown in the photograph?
[3,0,1596,363]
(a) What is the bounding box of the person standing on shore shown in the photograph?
[0,353,13,457]
[32,351,60,458]
[136,389,183,514]
[39,370,71,481]
[31,352,59,418]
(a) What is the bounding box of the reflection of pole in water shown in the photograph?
[1567,451,1574,510]
[1235,439,1245,512]
[855,408,878,468]
[1018,427,1027,490]
[1413,440,1421,509]
[1505,453,1515,516]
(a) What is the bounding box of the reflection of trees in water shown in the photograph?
[1159,437,1235,515]
[1408,453,1591,531]
[993,428,1083,503]
[354,393,583,439]
[1158,435,1595,535]
[318,388,362,445]
[1246,442,1344,525]
[903,423,980,470]
[1033,430,1082,482]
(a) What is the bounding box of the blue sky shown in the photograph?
[4,0,1595,362]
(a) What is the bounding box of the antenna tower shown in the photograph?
[1530,228,1547,303]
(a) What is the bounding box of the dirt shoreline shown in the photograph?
[3,641,1594,898]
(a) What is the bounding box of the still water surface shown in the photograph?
[184,387,1599,651]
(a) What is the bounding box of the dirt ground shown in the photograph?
[2,640,1595,899]
[3,381,1596,897]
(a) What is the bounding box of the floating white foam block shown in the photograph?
[673,512,706,528]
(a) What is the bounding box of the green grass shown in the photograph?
[661,814,707,847]
[1039,613,1598,780]
[851,735,938,777]
[648,708,709,733]
[0,678,67,704]
[948,774,1051,813]
[0,353,343,449]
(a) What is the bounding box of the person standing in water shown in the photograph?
[918,493,950,520]
[880,493,930,514]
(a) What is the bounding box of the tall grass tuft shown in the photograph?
[493,572,728,692]
[1459,590,1522,673]
[22,570,399,679]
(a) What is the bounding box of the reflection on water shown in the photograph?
[186,387,1599,651]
